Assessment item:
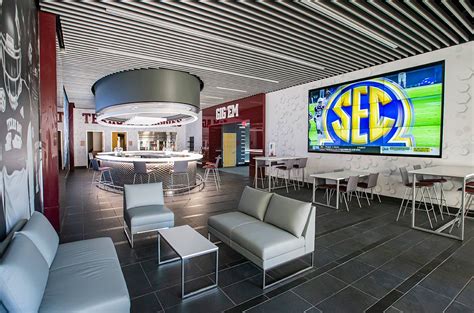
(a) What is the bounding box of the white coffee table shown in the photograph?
[158,225,218,298]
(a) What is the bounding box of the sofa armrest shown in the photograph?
[302,206,316,253]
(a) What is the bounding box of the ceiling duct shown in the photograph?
[91,68,203,128]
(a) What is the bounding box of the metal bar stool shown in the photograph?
[413,164,448,219]
[133,161,156,184]
[275,159,298,193]
[91,159,113,187]
[170,160,190,196]
[204,156,221,190]
[357,173,382,205]
[293,158,309,188]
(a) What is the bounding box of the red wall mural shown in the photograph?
[202,94,265,177]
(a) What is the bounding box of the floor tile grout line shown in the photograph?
[290,289,317,308]
[444,276,473,310]
[219,286,238,306]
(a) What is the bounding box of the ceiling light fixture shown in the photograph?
[203,95,224,99]
[98,47,279,84]
[216,87,247,93]
[105,7,325,70]
[92,68,202,128]
[299,1,398,49]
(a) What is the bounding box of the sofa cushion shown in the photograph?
[17,212,59,267]
[231,222,304,260]
[50,238,118,271]
[264,194,312,237]
[40,258,130,313]
[237,186,273,221]
[0,235,49,313]
[125,205,174,228]
[208,212,259,238]
[124,182,164,210]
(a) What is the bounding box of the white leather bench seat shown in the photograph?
[231,222,305,260]
[208,212,259,238]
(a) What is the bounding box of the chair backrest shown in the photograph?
[413,164,425,180]
[214,155,221,167]
[399,167,410,185]
[297,158,308,168]
[345,176,359,192]
[173,161,188,173]
[367,173,379,188]
[133,161,147,174]
[88,152,93,160]
[91,159,100,171]
[284,159,297,169]
[124,182,165,210]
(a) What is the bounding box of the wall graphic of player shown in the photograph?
[0,0,41,236]
[313,89,329,139]
[398,72,406,88]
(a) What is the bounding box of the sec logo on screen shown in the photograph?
[320,79,415,146]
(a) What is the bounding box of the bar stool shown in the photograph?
[254,159,267,189]
[293,158,309,188]
[275,159,298,193]
[396,167,437,228]
[133,161,156,184]
[170,161,190,195]
[204,156,221,190]
[357,173,382,205]
[413,164,448,218]
[88,152,94,170]
[91,159,113,187]
[449,185,474,233]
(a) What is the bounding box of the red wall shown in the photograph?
[202,94,265,177]
[39,12,60,230]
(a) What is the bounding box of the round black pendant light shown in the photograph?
[92,68,204,128]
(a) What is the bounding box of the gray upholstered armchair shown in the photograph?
[123,182,175,248]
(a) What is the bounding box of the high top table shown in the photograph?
[253,156,305,192]
[409,165,474,241]
[310,170,370,210]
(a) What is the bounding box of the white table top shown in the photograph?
[310,170,370,180]
[158,225,217,259]
[97,151,203,163]
[254,156,305,161]
[408,165,474,179]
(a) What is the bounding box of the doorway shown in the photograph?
[112,132,127,151]
[86,131,104,167]
[57,130,63,169]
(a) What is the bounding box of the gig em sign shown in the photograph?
[321,79,414,146]
[216,103,239,120]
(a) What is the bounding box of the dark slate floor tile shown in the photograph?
[445,301,474,313]
[293,273,347,305]
[245,291,312,313]
[419,262,471,299]
[303,307,322,313]
[355,245,402,268]
[315,286,377,313]
[122,263,153,298]
[156,276,216,309]
[379,254,425,280]
[131,292,163,313]
[393,285,451,313]
[217,262,260,288]
[313,246,341,268]
[353,269,403,299]
[384,306,402,313]
[222,275,266,305]
[164,288,234,313]
[328,259,375,284]
[455,279,474,309]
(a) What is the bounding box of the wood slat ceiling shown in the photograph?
[40,0,473,109]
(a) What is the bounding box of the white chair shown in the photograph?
[133,161,156,184]
[88,152,94,170]
[396,167,437,228]
[275,159,298,193]
[170,160,190,196]
[328,175,361,211]
[357,173,381,205]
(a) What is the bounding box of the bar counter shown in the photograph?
[96,151,203,190]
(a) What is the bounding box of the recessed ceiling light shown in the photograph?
[203,95,224,99]
[98,47,280,84]
[216,87,247,93]
[299,1,398,49]
[106,7,325,70]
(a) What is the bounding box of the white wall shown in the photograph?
[59,108,187,167]
[185,111,203,152]
[266,42,474,206]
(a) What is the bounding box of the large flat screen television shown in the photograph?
[308,61,444,157]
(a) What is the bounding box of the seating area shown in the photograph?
[0,1,472,313]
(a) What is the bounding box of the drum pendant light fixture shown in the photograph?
[92,68,203,128]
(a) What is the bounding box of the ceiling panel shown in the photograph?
[40,0,473,110]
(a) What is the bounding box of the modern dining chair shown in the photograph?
[133,161,156,184]
[357,173,381,205]
[396,167,437,228]
[293,158,309,188]
[91,159,113,187]
[328,175,361,211]
[275,159,298,193]
[413,164,447,219]
[170,161,190,196]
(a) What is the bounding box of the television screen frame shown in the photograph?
[307,61,445,158]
